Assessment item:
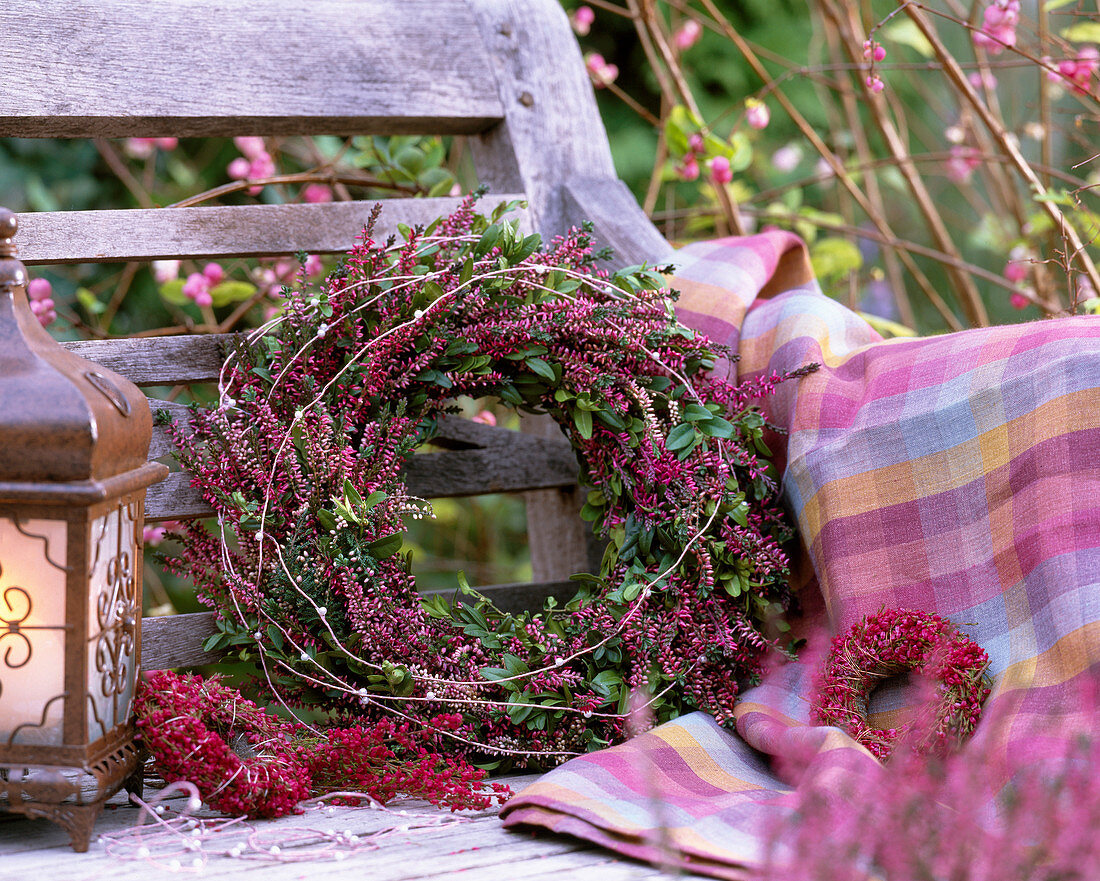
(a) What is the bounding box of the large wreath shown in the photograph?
[166,197,809,765]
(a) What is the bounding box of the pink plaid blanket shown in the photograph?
[500,231,1100,877]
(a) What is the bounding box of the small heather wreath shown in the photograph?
[134,671,508,817]
[812,608,992,760]
[163,197,810,766]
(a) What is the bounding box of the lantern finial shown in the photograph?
[0,208,27,289]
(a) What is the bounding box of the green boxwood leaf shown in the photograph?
[665,423,696,450]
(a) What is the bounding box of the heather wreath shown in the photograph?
[164,197,808,765]
[812,608,992,760]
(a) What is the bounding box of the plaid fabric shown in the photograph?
[500,231,1100,878]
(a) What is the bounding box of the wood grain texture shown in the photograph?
[468,0,618,237]
[18,197,526,265]
[63,334,231,386]
[0,1,503,138]
[0,769,703,880]
[141,580,579,670]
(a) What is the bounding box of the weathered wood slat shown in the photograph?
[18,197,526,265]
[63,334,232,386]
[141,580,579,670]
[0,1,503,138]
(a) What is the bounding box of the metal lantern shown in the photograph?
[0,208,167,851]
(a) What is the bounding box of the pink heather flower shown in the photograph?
[707,155,733,185]
[304,254,324,277]
[688,133,706,154]
[153,259,180,284]
[585,53,619,88]
[233,136,267,160]
[863,40,886,63]
[1004,260,1029,283]
[973,0,1020,55]
[182,272,214,308]
[571,5,594,36]
[673,19,702,50]
[471,410,497,426]
[745,98,770,131]
[676,154,700,181]
[27,278,56,327]
[143,525,168,546]
[1010,291,1030,309]
[202,262,225,286]
[302,183,333,203]
[866,74,885,94]
[945,145,982,183]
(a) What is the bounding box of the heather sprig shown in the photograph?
[166,198,806,766]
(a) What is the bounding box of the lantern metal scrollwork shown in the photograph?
[0,207,168,851]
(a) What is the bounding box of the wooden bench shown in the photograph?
[1,0,673,671]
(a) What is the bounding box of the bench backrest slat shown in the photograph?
[0,0,503,138]
[19,197,525,264]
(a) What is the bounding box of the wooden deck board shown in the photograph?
[0,774,695,879]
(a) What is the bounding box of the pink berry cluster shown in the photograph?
[1049,47,1100,95]
[812,607,991,761]
[181,262,225,308]
[972,0,1020,55]
[123,137,178,160]
[134,671,509,818]
[228,136,277,195]
[863,39,887,94]
[26,277,56,327]
[676,132,735,184]
[165,197,802,764]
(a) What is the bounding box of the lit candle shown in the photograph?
[0,517,68,745]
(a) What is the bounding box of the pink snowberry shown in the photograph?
[571,5,594,36]
[153,260,180,284]
[745,98,770,130]
[677,154,700,181]
[233,137,267,160]
[26,277,56,327]
[202,262,225,286]
[688,133,706,154]
[1010,291,1030,310]
[584,53,618,88]
[707,155,733,185]
[866,74,885,94]
[302,183,333,203]
[973,0,1020,55]
[673,19,702,50]
[182,272,214,308]
[863,40,886,62]
[1004,260,1029,283]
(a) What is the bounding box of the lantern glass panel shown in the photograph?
[86,500,139,742]
[0,516,68,747]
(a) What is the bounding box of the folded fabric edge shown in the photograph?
[502,805,755,881]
